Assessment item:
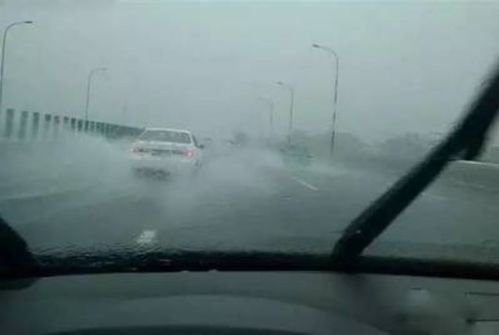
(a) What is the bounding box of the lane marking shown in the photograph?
[421,191,448,202]
[290,176,319,191]
[136,229,157,245]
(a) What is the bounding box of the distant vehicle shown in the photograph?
[130,127,203,177]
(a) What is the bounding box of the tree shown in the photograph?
[232,131,249,146]
[307,131,368,162]
[378,133,433,163]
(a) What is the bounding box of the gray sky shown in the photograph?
[2,1,499,141]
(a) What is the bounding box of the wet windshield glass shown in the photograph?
[1,1,499,268]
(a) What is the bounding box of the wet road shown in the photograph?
[1,140,499,261]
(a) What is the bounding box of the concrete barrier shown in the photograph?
[31,112,40,140]
[443,160,499,191]
[3,109,14,139]
[17,111,28,140]
[0,108,143,143]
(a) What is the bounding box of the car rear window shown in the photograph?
[139,130,192,144]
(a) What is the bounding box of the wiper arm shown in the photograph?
[0,214,37,277]
[333,63,499,261]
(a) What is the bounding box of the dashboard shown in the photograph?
[2,271,499,334]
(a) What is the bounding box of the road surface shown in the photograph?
[1,138,499,263]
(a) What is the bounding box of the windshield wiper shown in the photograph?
[333,63,499,262]
[19,248,499,281]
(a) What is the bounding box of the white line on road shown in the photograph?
[421,191,448,202]
[136,229,157,245]
[290,176,319,191]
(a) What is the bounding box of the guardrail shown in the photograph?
[0,108,143,141]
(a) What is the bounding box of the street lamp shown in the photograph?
[276,81,295,146]
[84,67,108,121]
[258,97,274,137]
[0,20,33,115]
[312,43,339,157]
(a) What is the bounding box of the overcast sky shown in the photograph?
[1,1,499,141]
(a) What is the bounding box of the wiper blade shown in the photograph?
[0,214,38,277]
[333,63,499,261]
[16,248,499,281]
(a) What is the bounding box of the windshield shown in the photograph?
[139,130,192,144]
[2,1,499,275]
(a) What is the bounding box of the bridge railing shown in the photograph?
[0,108,143,142]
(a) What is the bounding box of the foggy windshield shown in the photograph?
[1,1,499,270]
[140,130,192,144]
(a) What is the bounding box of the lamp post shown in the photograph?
[312,43,339,156]
[276,81,294,146]
[0,20,33,115]
[84,67,108,121]
[259,97,274,137]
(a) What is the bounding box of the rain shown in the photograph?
[1,0,499,260]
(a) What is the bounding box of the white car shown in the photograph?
[130,127,203,177]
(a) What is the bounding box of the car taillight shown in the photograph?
[185,149,195,158]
